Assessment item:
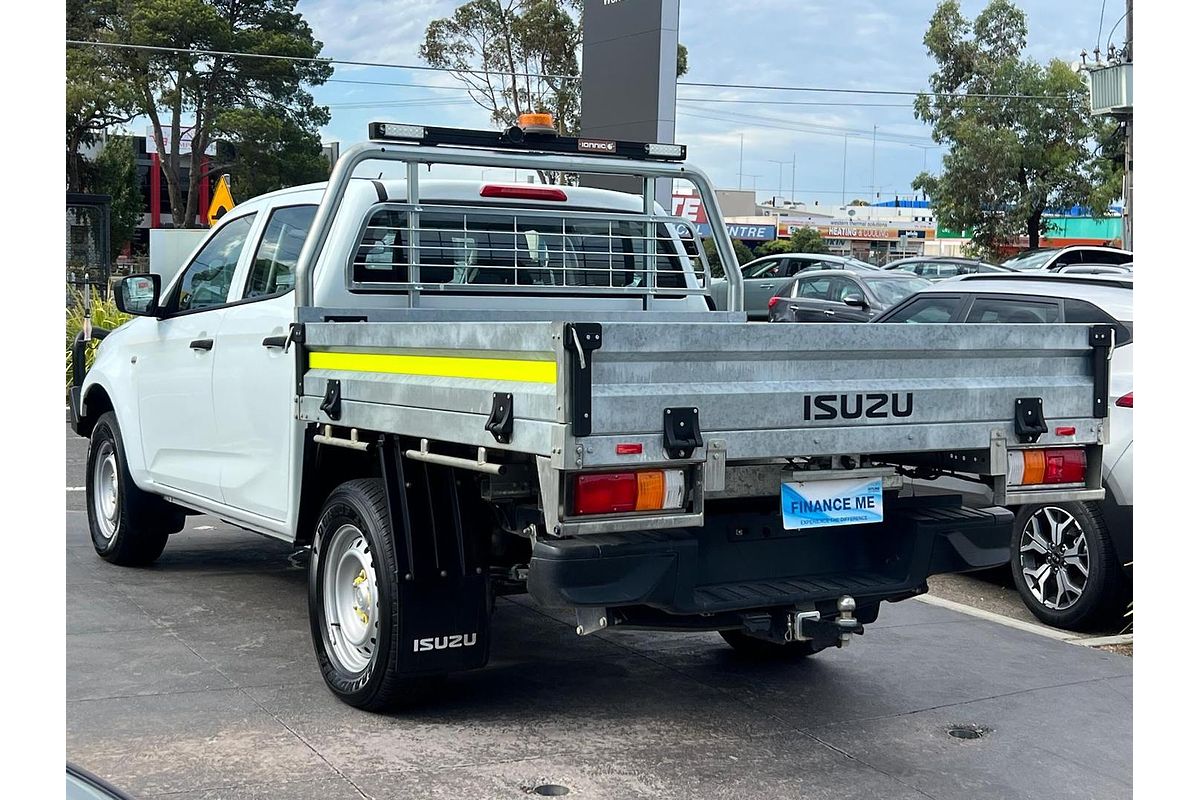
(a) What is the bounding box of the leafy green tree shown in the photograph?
[67,0,139,191]
[751,227,827,258]
[91,137,144,258]
[216,109,331,201]
[754,239,791,258]
[786,227,828,254]
[847,198,870,206]
[421,0,688,136]
[702,236,752,278]
[912,0,1121,258]
[95,0,330,227]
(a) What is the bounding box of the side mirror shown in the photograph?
[115,274,161,317]
[843,293,868,309]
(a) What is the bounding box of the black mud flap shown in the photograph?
[379,436,491,676]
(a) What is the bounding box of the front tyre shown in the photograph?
[308,479,440,711]
[86,411,181,566]
[1010,502,1125,632]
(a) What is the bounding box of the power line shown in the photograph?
[677,106,934,146]
[1096,0,1108,51]
[66,39,1074,102]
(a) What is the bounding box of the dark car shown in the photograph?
[767,270,931,323]
[710,253,880,317]
[883,256,1011,280]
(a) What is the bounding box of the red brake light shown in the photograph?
[573,473,638,515]
[1115,392,1132,408]
[480,184,567,201]
[572,470,687,516]
[1008,448,1086,486]
[768,296,780,309]
[1043,449,1087,483]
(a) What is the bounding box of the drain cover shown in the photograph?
[947,724,991,740]
[531,785,570,797]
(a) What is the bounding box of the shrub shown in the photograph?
[66,291,131,395]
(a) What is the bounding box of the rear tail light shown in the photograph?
[1007,448,1087,486]
[1115,392,1132,408]
[768,296,781,309]
[480,184,567,201]
[572,470,686,516]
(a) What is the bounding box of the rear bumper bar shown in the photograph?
[528,496,1013,614]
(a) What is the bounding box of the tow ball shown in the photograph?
[790,595,863,648]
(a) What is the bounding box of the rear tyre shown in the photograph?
[1010,501,1126,632]
[86,411,182,566]
[308,478,443,711]
[719,630,823,659]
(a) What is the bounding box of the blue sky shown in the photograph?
[294,0,1109,206]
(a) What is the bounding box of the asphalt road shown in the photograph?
[66,426,1132,799]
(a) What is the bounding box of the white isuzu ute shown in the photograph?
[71,119,1114,710]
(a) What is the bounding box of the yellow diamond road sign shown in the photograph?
[207,174,235,226]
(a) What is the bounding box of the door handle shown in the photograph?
[261,335,288,349]
[190,338,214,351]
[822,310,836,316]
[761,284,774,291]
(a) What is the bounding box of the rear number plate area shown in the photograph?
[781,477,884,530]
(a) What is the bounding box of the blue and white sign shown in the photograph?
[781,477,884,530]
[726,223,777,241]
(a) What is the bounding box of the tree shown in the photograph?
[786,227,828,254]
[91,137,144,258]
[847,198,870,206]
[216,109,331,201]
[702,236,752,278]
[67,0,139,191]
[911,0,1122,258]
[752,227,827,259]
[96,0,331,227]
[420,0,688,137]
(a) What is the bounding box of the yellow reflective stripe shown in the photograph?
[308,351,556,384]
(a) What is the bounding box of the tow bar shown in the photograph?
[790,595,863,648]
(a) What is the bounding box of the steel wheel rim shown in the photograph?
[93,440,120,541]
[1019,506,1090,611]
[322,523,379,675]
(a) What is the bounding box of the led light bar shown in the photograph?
[369,122,426,141]
[645,142,684,158]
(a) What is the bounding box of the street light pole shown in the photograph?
[767,159,788,206]
[791,153,796,204]
[738,133,744,190]
[841,136,848,205]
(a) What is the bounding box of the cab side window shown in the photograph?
[797,276,833,299]
[245,205,318,299]
[174,214,257,312]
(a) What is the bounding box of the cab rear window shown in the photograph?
[352,208,685,290]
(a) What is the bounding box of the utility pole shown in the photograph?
[738,133,744,190]
[841,135,848,206]
[791,153,796,204]
[870,124,878,199]
[768,159,788,206]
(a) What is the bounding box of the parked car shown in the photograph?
[767,270,931,323]
[875,273,1133,630]
[1001,245,1132,272]
[710,253,880,317]
[883,256,1011,280]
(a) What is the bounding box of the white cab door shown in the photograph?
[135,213,259,499]
[213,204,318,522]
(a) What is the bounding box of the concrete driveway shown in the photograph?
[66,426,1131,799]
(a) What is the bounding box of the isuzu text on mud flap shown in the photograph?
[71,115,1112,711]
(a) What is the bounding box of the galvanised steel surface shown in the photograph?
[298,318,1106,470]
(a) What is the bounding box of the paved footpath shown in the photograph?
[66,426,1131,799]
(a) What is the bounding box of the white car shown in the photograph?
[876,273,1133,631]
[1002,245,1132,273]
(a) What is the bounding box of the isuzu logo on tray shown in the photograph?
[802,392,914,421]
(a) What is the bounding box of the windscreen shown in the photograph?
[866,276,931,307]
